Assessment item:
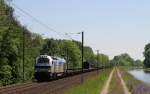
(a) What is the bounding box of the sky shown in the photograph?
[10,0,150,60]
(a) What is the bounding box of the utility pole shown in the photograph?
[23,30,25,82]
[66,48,69,71]
[81,31,84,84]
[65,31,84,83]
[96,50,99,74]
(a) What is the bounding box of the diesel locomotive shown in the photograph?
[34,55,66,80]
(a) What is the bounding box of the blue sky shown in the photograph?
[11,0,150,60]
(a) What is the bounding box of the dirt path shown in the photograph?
[116,68,131,94]
[101,67,131,94]
[100,68,115,94]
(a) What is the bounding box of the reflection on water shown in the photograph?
[128,69,150,84]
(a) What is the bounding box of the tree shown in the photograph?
[0,0,22,84]
[73,41,97,65]
[0,65,12,86]
[84,46,95,62]
[40,39,61,56]
[62,40,81,68]
[0,0,44,84]
[97,54,109,67]
[144,43,150,68]
[111,53,134,66]
[134,60,143,67]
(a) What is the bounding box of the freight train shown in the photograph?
[34,55,97,81]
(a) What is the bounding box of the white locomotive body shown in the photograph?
[34,55,66,80]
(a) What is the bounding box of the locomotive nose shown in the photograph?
[35,65,51,72]
[34,65,52,81]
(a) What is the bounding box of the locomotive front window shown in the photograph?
[37,58,49,63]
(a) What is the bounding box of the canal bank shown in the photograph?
[120,68,150,94]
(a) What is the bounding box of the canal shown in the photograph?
[128,69,150,84]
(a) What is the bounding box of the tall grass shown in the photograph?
[65,69,112,94]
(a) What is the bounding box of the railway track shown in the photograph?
[0,69,102,94]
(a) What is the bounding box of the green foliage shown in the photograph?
[24,31,43,81]
[0,65,12,86]
[111,53,134,66]
[73,41,100,67]
[40,38,61,56]
[143,43,150,68]
[133,60,143,67]
[62,40,81,68]
[84,46,95,62]
[97,54,109,66]
[0,0,43,85]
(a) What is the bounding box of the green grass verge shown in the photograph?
[65,68,112,94]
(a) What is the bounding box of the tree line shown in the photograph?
[110,43,150,68]
[0,0,109,86]
[110,53,143,67]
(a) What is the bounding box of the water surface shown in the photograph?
[128,69,150,84]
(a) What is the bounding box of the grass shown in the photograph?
[65,68,112,94]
